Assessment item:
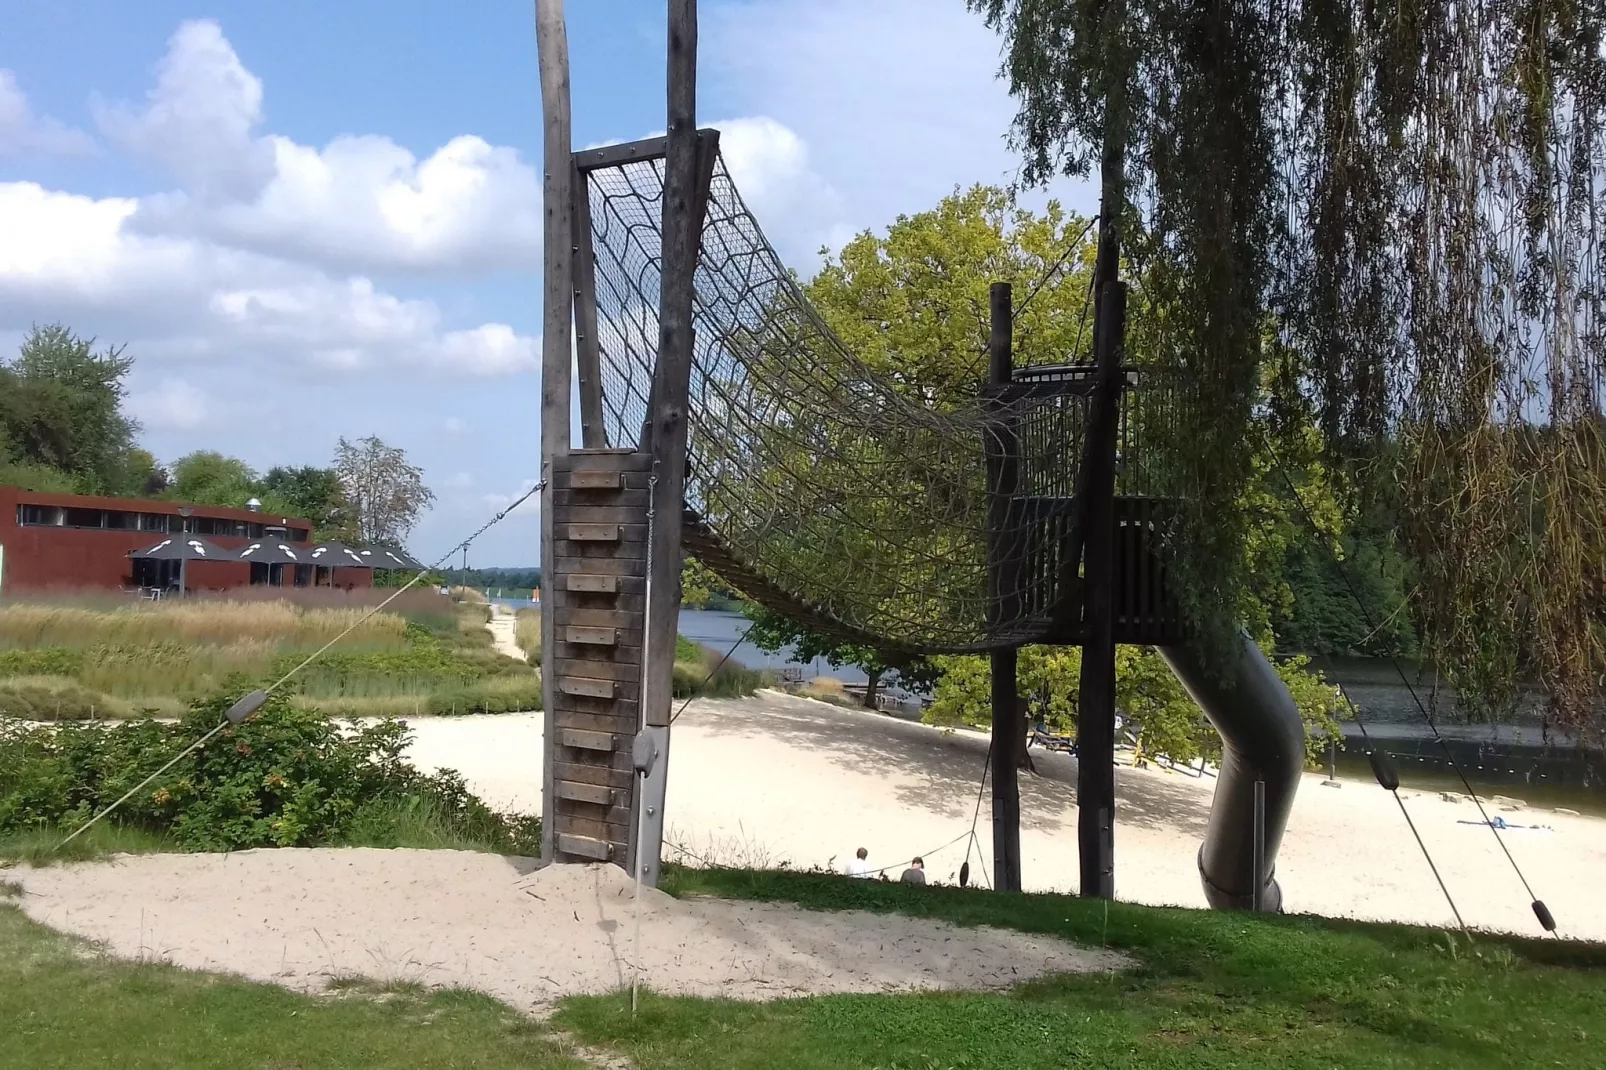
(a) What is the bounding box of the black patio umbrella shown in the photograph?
[128,536,228,597]
[236,540,309,588]
[357,547,426,571]
[306,541,371,568]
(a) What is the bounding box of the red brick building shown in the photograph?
[0,485,370,595]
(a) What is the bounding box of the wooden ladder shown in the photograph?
[547,449,650,864]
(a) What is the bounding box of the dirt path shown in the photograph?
[486,603,527,662]
[5,852,1125,1015]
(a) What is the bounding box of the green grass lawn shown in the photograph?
[1,859,1602,1069]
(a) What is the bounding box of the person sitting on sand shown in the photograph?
[846,847,872,878]
[899,857,927,886]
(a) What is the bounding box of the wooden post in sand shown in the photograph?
[635,0,703,887]
[985,282,1023,893]
[535,0,574,863]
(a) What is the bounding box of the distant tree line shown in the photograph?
[0,325,434,547]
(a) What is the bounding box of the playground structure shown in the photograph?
[534,0,1307,909]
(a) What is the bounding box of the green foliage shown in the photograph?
[745,605,935,708]
[0,677,132,721]
[259,465,351,538]
[0,689,538,852]
[0,325,140,495]
[926,642,1342,766]
[672,638,766,700]
[680,557,743,610]
[335,435,435,546]
[972,1,1606,732]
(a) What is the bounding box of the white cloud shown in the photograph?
[704,0,1094,251]
[0,181,535,378]
[100,20,540,273]
[95,21,272,200]
[0,70,96,157]
[127,378,215,431]
[483,479,541,516]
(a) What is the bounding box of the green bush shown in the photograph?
[0,648,86,677]
[671,639,766,699]
[0,688,539,852]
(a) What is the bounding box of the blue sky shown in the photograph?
[1,1,1092,565]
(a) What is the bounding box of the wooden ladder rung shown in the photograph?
[555,780,618,806]
[558,727,618,752]
[571,469,623,490]
[565,573,619,594]
[559,676,618,700]
[564,626,619,646]
[556,833,614,861]
[566,523,620,542]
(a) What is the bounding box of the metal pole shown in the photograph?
[1251,778,1267,912]
[535,0,575,864]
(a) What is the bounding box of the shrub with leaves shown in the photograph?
[0,687,538,852]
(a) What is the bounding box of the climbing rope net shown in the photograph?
[583,150,1181,654]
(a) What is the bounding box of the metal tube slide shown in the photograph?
[1156,632,1306,911]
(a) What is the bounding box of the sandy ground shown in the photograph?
[5,852,1122,1013]
[486,604,527,662]
[399,692,1606,943]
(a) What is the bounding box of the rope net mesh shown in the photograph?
[583,150,1182,654]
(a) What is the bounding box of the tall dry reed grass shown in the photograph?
[0,601,407,650]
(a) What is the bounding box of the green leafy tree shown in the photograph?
[926,643,1342,767]
[334,436,435,547]
[0,325,140,493]
[744,605,936,710]
[260,466,351,539]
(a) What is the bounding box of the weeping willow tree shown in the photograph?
[973,0,1606,735]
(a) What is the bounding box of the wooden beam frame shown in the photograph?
[572,164,606,447]
[535,0,574,865]
[634,0,702,890]
[984,282,1023,893]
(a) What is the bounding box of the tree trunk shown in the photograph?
[862,669,883,709]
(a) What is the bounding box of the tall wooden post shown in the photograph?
[985,282,1023,893]
[635,0,701,887]
[1076,73,1128,901]
[535,0,575,863]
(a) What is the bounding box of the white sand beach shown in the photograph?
[401,691,1606,943]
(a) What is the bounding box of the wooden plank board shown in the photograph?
[553,760,633,790]
[558,676,617,699]
[557,632,641,654]
[555,487,650,509]
[550,709,637,734]
[565,523,620,542]
[559,505,650,525]
[558,727,618,751]
[554,555,645,576]
[554,780,618,806]
[553,809,632,845]
[563,625,619,646]
[555,657,640,683]
[555,833,614,861]
[561,607,639,630]
[564,450,652,471]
